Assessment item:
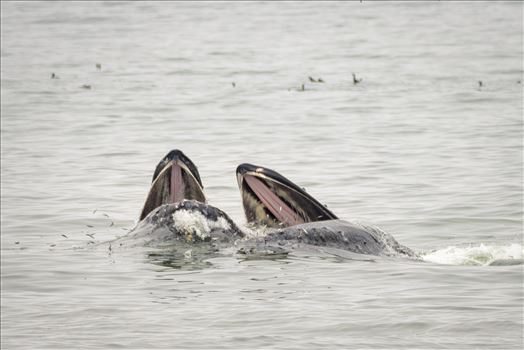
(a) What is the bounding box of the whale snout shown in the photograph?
[139,150,206,220]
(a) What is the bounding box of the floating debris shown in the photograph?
[81,84,92,90]
[93,209,98,214]
[232,82,236,87]
[309,76,325,83]
[61,234,68,238]
[14,241,20,245]
[86,233,95,238]
[102,213,109,218]
[86,224,94,228]
[352,73,362,85]
[299,83,305,91]
[51,73,59,79]
[237,247,254,255]
[237,247,289,260]
[109,221,114,227]
[96,63,101,71]
[478,80,483,89]
[50,244,56,247]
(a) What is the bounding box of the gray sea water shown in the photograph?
[1,2,523,349]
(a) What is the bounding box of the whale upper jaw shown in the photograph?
[236,163,338,228]
[139,150,206,220]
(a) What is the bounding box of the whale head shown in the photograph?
[139,150,206,220]
[236,163,338,228]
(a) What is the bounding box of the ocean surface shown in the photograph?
[1,2,523,349]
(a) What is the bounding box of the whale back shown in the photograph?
[266,220,416,258]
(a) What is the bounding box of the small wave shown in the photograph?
[422,243,523,266]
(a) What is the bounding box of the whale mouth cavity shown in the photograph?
[140,156,206,220]
[243,174,305,227]
[236,164,337,228]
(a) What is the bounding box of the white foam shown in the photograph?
[422,243,523,266]
[172,209,231,241]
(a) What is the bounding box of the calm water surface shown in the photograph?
[1,2,523,349]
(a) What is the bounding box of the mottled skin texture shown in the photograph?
[271,220,416,258]
[128,201,416,258]
[127,200,244,247]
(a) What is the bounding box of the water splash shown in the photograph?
[422,243,523,266]
[172,209,232,241]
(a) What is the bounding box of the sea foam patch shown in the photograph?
[422,243,523,266]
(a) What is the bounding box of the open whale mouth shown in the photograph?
[236,163,337,228]
[139,150,206,220]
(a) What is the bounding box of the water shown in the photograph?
[1,2,523,349]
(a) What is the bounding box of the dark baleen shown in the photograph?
[236,163,416,258]
[236,163,337,227]
[139,150,206,220]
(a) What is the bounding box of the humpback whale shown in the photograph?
[236,163,416,258]
[126,150,415,258]
[129,150,243,247]
[113,152,524,266]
